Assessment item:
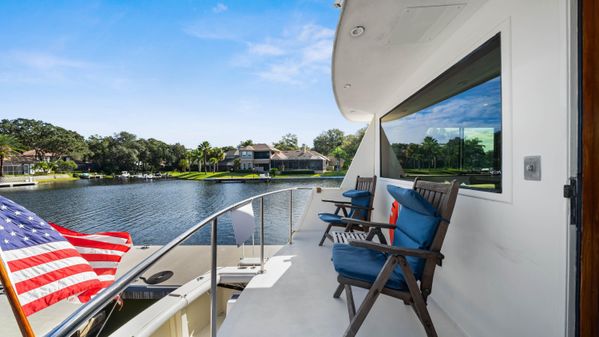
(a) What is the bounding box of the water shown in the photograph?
[0,178,341,245]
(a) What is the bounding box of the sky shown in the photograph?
[0,0,363,148]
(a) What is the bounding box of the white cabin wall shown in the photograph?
[339,117,376,190]
[363,1,574,336]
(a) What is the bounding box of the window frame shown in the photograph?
[378,23,513,203]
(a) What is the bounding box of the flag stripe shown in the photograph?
[89,261,121,269]
[14,264,95,293]
[75,245,127,257]
[21,279,100,315]
[59,236,130,252]
[11,256,92,283]
[18,271,100,305]
[2,241,73,261]
[7,248,81,271]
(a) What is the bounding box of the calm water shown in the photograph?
[0,178,341,245]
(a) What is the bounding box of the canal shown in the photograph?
[0,178,342,246]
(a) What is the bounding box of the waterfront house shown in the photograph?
[1,150,54,175]
[232,143,329,173]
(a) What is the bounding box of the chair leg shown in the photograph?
[397,256,438,337]
[411,294,438,337]
[319,223,333,246]
[333,283,345,298]
[342,256,397,337]
[345,285,356,320]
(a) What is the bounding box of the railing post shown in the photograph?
[289,189,293,244]
[210,218,217,337]
[260,196,265,273]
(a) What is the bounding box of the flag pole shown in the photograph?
[0,257,35,337]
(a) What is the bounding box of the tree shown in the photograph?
[341,127,366,164]
[0,118,88,161]
[238,139,254,147]
[313,129,345,156]
[330,146,347,171]
[190,148,202,172]
[0,135,23,177]
[209,157,219,172]
[54,159,78,173]
[233,158,241,171]
[274,133,299,151]
[209,148,225,172]
[421,136,441,168]
[178,158,190,172]
[198,141,211,173]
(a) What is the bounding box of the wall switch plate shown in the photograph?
[524,156,542,181]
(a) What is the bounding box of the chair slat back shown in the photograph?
[351,176,377,221]
[412,178,459,297]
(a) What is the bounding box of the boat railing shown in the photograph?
[46,186,316,337]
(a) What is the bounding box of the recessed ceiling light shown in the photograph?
[350,26,365,37]
[344,83,351,89]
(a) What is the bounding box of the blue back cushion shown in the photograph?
[342,189,371,219]
[387,185,441,278]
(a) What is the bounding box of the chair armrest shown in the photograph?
[348,240,443,261]
[341,218,396,229]
[335,204,373,211]
[322,199,350,204]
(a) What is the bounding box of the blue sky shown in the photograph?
[0,0,362,148]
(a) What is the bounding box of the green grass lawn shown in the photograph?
[37,176,80,184]
[168,170,346,180]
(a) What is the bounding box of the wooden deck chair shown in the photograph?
[331,178,459,337]
[318,176,377,246]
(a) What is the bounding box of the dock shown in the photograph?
[0,181,38,188]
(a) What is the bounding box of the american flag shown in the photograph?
[50,223,132,303]
[0,195,132,315]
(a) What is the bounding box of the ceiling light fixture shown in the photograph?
[350,26,365,37]
[344,83,352,89]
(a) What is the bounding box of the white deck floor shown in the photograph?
[218,221,469,337]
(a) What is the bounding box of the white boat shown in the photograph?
[11,1,598,337]
[118,171,130,179]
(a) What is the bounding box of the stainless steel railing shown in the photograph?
[46,187,313,337]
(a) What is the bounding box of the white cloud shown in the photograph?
[212,3,228,14]
[248,42,286,56]
[235,23,335,85]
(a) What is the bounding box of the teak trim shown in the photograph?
[580,0,599,336]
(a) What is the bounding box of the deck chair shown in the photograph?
[318,176,377,246]
[331,178,459,337]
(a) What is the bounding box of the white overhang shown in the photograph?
[332,0,488,121]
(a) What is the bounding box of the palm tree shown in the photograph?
[209,148,225,172]
[0,135,23,177]
[209,157,219,173]
[198,141,211,173]
[190,148,202,172]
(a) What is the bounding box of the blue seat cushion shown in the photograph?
[386,185,437,216]
[318,213,345,224]
[332,244,407,290]
[342,189,371,198]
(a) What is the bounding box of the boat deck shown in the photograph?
[0,245,282,336]
[218,220,469,337]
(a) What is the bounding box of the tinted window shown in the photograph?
[380,34,502,193]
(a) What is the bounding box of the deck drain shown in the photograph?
[140,270,174,285]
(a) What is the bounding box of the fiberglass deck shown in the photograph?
[218,220,468,337]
